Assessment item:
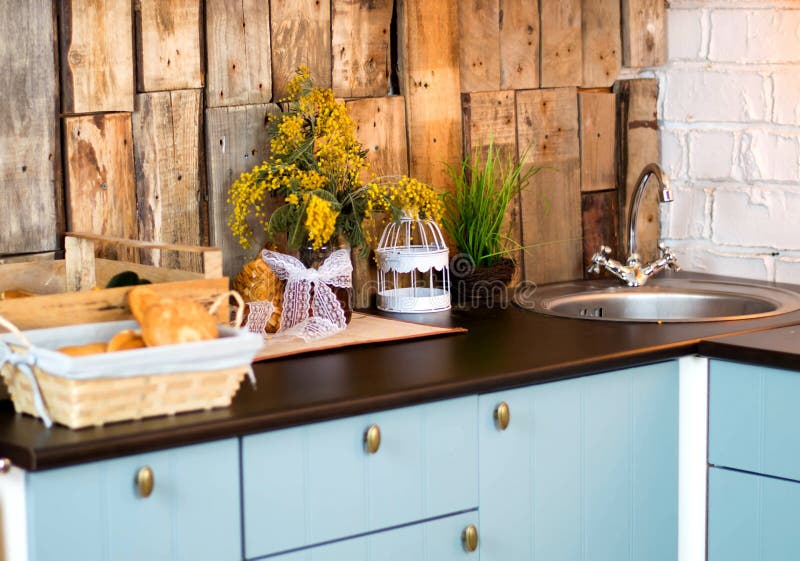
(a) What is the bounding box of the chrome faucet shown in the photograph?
[588,163,680,287]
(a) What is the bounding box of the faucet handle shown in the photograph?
[587,245,613,274]
[658,243,680,271]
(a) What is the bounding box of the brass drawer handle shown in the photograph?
[494,401,510,431]
[364,424,381,454]
[0,458,11,473]
[462,524,479,552]
[136,466,154,498]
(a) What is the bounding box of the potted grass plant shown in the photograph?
[443,139,541,302]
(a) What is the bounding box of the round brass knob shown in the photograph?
[0,458,11,474]
[494,401,510,431]
[364,424,381,454]
[136,466,154,498]
[462,524,479,552]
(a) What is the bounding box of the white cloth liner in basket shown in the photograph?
[0,297,264,428]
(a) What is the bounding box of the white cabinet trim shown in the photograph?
[0,465,28,561]
[678,355,709,561]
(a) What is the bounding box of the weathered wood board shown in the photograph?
[458,0,501,93]
[398,0,462,193]
[0,277,228,330]
[0,0,60,255]
[332,0,393,98]
[347,96,409,308]
[540,0,582,87]
[135,0,203,92]
[517,88,582,284]
[579,92,616,192]
[615,78,660,263]
[132,90,204,272]
[63,114,138,261]
[206,0,272,107]
[59,0,134,113]
[462,90,523,282]
[582,0,621,87]
[499,0,540,90]
[206,103,278,279]
[582,190,619,279]
[271,0,332,100]
[621,0,666,68]
[347,96,409,180]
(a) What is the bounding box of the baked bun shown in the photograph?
[233,258,284,333]
[107,329,146,352]
[128,286,161,324]
[140,297,218,347]
[57,342,108,356]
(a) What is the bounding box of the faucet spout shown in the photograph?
[627,163,672,259]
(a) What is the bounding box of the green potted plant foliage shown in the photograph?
[443,139,541,302]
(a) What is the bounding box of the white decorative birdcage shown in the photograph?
[375,216,451,313]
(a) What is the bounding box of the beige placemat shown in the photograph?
[253,312,466,362]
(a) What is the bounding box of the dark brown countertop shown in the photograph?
[699,324,800,371]
[5,272,800,471]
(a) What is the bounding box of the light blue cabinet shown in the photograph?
[25,438,241,561]
[707,360,800,560]
[265,511,479,561]
[479,361,679,561]
[708,467,800,561]
[242,395,478,558]
[15,362,685,561]
[710,360,800,481]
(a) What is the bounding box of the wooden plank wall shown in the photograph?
[0,0,667,292]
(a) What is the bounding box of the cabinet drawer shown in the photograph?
[242,395,478,559]
[708,467,800,561]
[709,360,800,480]
[26,438,241,561]
[264,511,479,561]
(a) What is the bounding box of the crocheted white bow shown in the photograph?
[261,249,352,341]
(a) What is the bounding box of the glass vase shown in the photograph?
[298,242,353,325]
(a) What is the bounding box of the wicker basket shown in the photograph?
[0,363,248,429]
[0,293,263,429]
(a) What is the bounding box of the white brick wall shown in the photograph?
[658,2,800,283]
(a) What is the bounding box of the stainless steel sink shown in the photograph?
[515,277,800,322]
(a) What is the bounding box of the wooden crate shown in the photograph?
[0,232,228,331]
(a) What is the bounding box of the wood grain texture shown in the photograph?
[540,0,582,88]
[0,0,60,255]
[64,114,137,261]
[499,0,540,90]
[206,104,278,278]
[582,190,619,279]
[458,0,500,93]
[517,88,582,284]
[621,0,666,68]
[59,0,134,113]
[615,79,660,263]
[135,0,203,92]
[398,0,462,192]
[132,90,203,272]
[462,90,522,283]
[332,0,393,98]
[271,0,332,100]
[347,96,409,308]
[347,96,409,179]
[206,0,272,107]
[582,0,621,87]
[580,92,616,192]
[0,277,228,330]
